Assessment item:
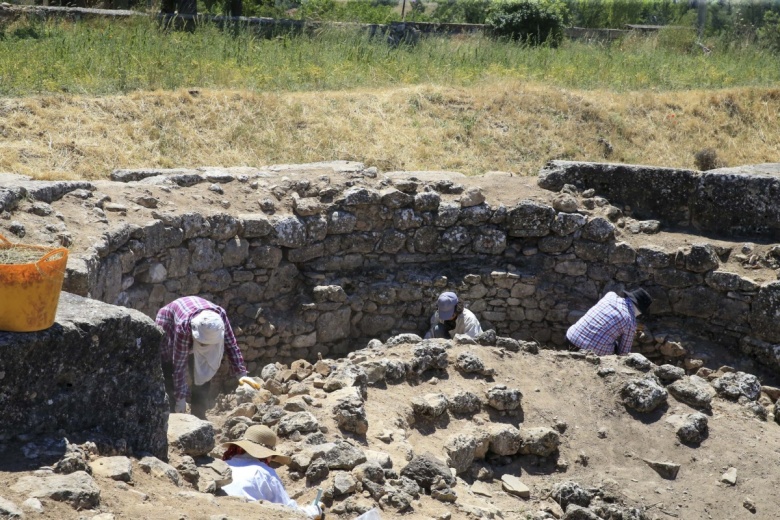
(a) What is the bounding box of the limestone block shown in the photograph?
[168,414,215,457]
[139,456,182,486]
[581,217,615,242]
[0,293,167,459]
[506,200,555,237]
[189,238,223,272]
[239,213,273,237]
[222,237,249,266]
[473,228,507,254]
[89,456,133,482]
[459,204,492,225]
[272,216,307,248]
[392,208,421,230]
[460,186,485,208]
[380,188,414,209]
[11,472,100,509]
[441,226,472,253]
[435,201,460,227]
[207,213,239,242]
[414,191,440,212]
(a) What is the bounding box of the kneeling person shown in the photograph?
[425,291,483,339]
[566,288,652,356]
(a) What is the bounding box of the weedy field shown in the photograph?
[1,18,778,179]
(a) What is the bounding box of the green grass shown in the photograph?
[1,17,778,96]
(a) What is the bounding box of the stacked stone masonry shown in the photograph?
[35,161,780,385]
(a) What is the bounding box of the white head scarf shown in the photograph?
[190,310,225,386]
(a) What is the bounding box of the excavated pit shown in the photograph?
[3,160,780,393]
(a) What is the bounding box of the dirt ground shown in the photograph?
[2,164,780,519]
[2,341,780,520]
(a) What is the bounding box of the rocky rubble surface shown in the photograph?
[2,332,780,519]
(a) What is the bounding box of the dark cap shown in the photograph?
[623,288,652,315]
[437,292,458,321]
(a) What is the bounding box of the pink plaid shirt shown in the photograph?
[566,292,637,356]
[156,296,247,400]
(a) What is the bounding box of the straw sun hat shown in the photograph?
[222,425,291,465]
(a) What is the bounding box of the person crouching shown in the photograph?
[425,291,483,339]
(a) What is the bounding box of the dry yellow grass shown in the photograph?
[1,81,778,180]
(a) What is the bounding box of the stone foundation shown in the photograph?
[0,293,168,459]
[44,163,780,382]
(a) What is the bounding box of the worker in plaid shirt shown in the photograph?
[157,296,255,418]
[566,288,652,356]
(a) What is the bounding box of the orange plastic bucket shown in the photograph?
[0,234,69,332]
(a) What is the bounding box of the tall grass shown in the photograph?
[1,17,779,96]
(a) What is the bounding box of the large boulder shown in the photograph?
[519,427,560,457]
[0,293,168,459]
[331,387,369,435]
[550,481,593,510]
[676,412,709,445]
[620,377,668,413]
[311,442,367,471]
[486,385,523,411]
[489,424,522,456]
[711,372,761,401]
[89,456,133,482]
[444,433,478,475]
[167,414,215,456]
[400,453,454,491]
[410,342,448,375]
[139,456,181,486]
[11,471,100,509]
[411,393,449,420]
[277,412,320,437]
[667,376,715,409]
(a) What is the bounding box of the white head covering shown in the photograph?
[190,310,225,386]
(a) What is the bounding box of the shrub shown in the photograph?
[758,11,780,52]
[430,0,492,24]
[694,148,724,171]
[298,0,336,20]
[487,0,569,47]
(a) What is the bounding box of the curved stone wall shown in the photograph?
[49,164,780,382]
[539,160,780,239]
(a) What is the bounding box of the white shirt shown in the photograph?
[221,455,320,518]
[425,308,483,339]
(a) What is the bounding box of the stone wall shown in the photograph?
[57,168,780,381]
[539,160,780,239]
[0,293,168,459]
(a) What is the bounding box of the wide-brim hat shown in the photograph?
[623,288,653,315]
[222,425,291,465]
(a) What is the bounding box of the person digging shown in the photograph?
[156,296,259,419]
[425,291,483,339]
[566,288,653,356]
[221,425,325,519]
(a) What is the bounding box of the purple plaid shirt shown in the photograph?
[156,296,247,400]
[566,292,637,356]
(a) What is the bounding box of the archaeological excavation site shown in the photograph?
[2,159,780,520]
